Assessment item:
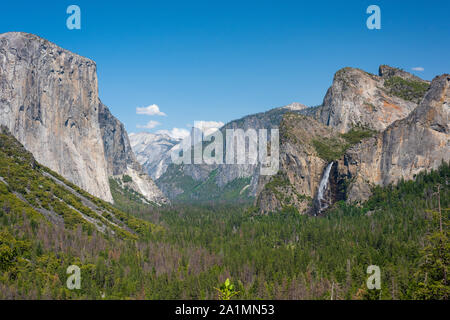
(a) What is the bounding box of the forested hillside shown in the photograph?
[1,126,448,299]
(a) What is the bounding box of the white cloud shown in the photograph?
[136,104,167,116]
[137,120,161,129]
[411,67,424,72]
[156,128,190,140]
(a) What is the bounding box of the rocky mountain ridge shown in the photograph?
[256,72,448,214]
[149,65,434,205]
[148,63,447,213]
[154,103,310,201]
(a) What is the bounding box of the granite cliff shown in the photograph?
[313,66,429,133]
[0,32,166,204]
[337,74,449,203]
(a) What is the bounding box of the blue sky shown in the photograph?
[1,0,449,136]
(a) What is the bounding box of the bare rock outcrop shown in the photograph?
[338,74,449,203]
[315,66,423,133]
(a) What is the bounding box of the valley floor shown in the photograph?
[1,139,449,299]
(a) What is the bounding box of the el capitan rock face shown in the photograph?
[0,32,113,202]
[0,32,166,204]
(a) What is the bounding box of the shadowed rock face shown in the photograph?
[99,102,168,204]
[337,74,450,203]
[98,102,140,176]
[0,32,167,204]
[314,67,421,133]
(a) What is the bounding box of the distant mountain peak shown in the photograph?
[281,102,308,111]
[129,132,181,180]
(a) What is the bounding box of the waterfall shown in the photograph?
[315,162,334,215]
